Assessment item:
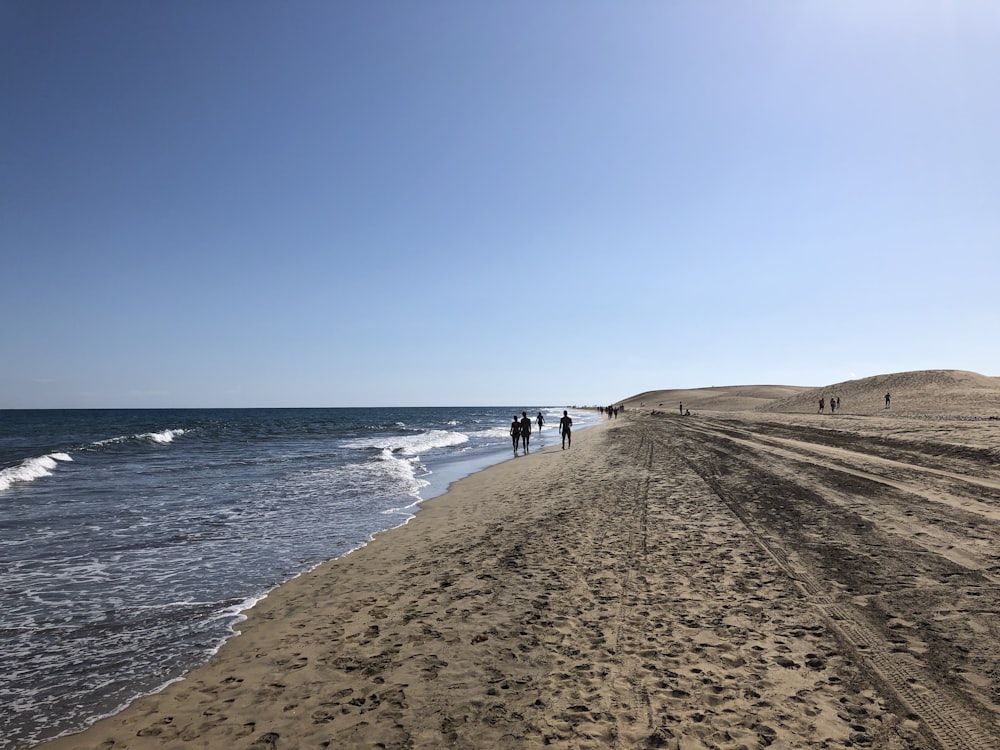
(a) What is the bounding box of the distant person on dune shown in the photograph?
[559,410,573,449]
[818,398,825,413]
[885,392,891,409]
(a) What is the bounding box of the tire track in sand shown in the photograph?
[669,416,998,750]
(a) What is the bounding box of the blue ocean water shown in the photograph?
[0,406,597,749]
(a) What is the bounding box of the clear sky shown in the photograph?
[3,2,998,409]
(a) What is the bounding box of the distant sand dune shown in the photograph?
[621,384,809,413]
[623,369,1000,419]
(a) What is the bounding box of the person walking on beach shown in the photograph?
[830,397,836,414]
[818,397,825,413]
[885,392,891,409]
[559,410,573,449]
[520,411,532,454]
[536,411,544,432]
[510,416,521,455]
[679,402,683,415]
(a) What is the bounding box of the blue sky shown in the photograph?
[3,2,998,408]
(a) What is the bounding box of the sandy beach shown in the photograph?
[37,371,1000,749]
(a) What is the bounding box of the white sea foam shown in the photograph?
[468,425,513,442]
[92,428,186,448]
[145,429,186,444]
[206,594,269,646]
[333,450,430,499]
[92,435,129,447]
[0,453,74,492]
[344,429,469,455]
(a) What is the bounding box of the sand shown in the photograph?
[37,372,1000,749]
[624,369,1000,419]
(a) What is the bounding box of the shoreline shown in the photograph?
[34,419,606,749]
[34,410,1000,749]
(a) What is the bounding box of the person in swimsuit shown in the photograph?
[510,416,521,455]
[536,411,544,432]
[520,411,532,454]
[559,410,573,449]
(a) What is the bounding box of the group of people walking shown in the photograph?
[510,410,573,455]
[818,392,892,413]
[818,396,841,413]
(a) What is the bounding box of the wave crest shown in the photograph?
[144,429,186,444]
[344,429,469,455]
[0,453,74,492]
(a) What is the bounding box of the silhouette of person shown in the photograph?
[885,392,891,409]
[536,411,544,432]
[679,402,683,415]
[520,411,532,454]
[818,398,825,413]
[510,416,521,455]
[830,397,836,414]
[559,410,573,449]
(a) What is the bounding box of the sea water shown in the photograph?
[0,406,597,749]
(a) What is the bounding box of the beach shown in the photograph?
[0,407,598,748]
[36,381,1000,749]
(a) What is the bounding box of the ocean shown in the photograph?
[0,406,598,749]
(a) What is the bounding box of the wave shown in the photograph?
[468,425,514,441]
[338,450,430,500]
[94,428,186,447]
[344,429,469,455]
[0,453,74,492]
[1,429,187,492]
[144,429,186,444]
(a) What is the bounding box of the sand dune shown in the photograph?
[621,385,809,413]
[762,369,1000,418]
[623,370,1000,419]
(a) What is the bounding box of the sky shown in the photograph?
[2,1,998,408]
